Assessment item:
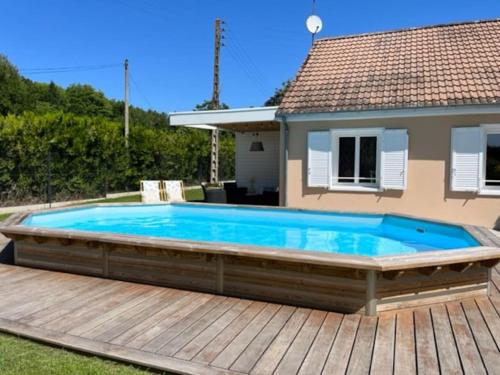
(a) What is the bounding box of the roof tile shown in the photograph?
[278,20,500,114]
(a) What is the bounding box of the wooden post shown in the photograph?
[103,248,109,277]
[216,254,224,294]
[124,59,129,147]
[210,19,223,184]
[366,270,377,316]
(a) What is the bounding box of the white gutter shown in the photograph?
[283,104,500,122]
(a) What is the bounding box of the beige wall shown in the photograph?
[285,113,500,229]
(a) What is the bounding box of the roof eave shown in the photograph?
[279,104,500,122]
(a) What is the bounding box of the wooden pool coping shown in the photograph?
[1,203,499,273]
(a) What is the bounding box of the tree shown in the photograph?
[0,55,30,115]
[194,99,229,111]
[65,84,113,118]
[264,80,291,106]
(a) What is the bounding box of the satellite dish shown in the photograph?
[306,15,323,34]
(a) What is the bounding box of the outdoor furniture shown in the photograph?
[140,180,164,203]
[162,180,185,202]
[262,190,279,206]
[223,182,248,204]
[202,184,227,203]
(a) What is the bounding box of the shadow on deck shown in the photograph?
[0,262,498,375]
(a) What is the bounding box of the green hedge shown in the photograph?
[0,112,234,204]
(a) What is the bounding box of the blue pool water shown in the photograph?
[21,204,479,257]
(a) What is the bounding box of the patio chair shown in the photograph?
[140,180,164,203]
[163,180,185,202]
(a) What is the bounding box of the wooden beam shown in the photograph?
[418,266,442,276]
[57,238,73,246]
[86,241,99,249]
[32,236,47,244]
[450,262,475,273]
[382,270,405,280]
[480,259,500,268]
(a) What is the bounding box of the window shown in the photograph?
[331,129,382,190]
[307,128,408,191]
[482,125,500,193]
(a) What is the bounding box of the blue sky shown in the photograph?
[1,0,498,113]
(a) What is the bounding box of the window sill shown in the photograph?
[329,185,382,193]
[478,189,500,197]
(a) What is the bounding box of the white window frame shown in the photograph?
[329,128,384,192]
[479,124,500,196]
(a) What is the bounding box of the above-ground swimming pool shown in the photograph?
[22,204,479,257]
[1,203,499,315]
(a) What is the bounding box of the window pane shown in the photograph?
[360,137,377,183]
[338,137,355,183]
[486,133,500,186]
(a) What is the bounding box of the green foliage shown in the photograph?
[0,54,169,127]
[0,112,234,204]
[65,84,114,118]
[194,99,229,111]
[264,80,291,106]
[0,56,236,204]
[0,56,30,115]
[0,112,128,203]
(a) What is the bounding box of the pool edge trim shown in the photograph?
[1,203,499,273]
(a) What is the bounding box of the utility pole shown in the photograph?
[124,58,130,147]
[210,19,223,184]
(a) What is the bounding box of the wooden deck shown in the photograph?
[0,264,498,374]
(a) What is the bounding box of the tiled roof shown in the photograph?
[278,20,500,114]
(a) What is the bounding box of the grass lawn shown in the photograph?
[90,194,142,204]
[0,213,11,222]
[91,187,204,204]
[184,187,204,201]
[0,333,160,375]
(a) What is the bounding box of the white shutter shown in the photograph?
[450,127,481,192]
[381,129,408,190]
[307,131,330,187]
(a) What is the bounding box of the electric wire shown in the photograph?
[20,63,122,75]
[129,72,154,109]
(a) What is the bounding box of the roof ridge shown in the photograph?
[315,18,500,44]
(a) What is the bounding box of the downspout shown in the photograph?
[278,115,289,207]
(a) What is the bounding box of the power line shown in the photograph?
[20,63,122,75]
[223,29,268,96]
[226,35,267,88]
[129,72,154,108]
[225,47,268,98]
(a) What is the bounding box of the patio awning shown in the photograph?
[169,106,280,132]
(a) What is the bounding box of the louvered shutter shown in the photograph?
[381,129,409,190]
[450,127,481,192]
[307,131,330,187]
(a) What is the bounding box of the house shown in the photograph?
[170,19,500,228]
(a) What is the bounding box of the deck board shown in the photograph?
[230,305,295,374]
[394,310,417,374]
[447,301,487,375]
[322,314,361,374]
[273,310,327,375]
[429,304,462,374]
[297,312,342,375]
[370,313,396,375]
[414,308,440,375]
[0,264,499,375]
